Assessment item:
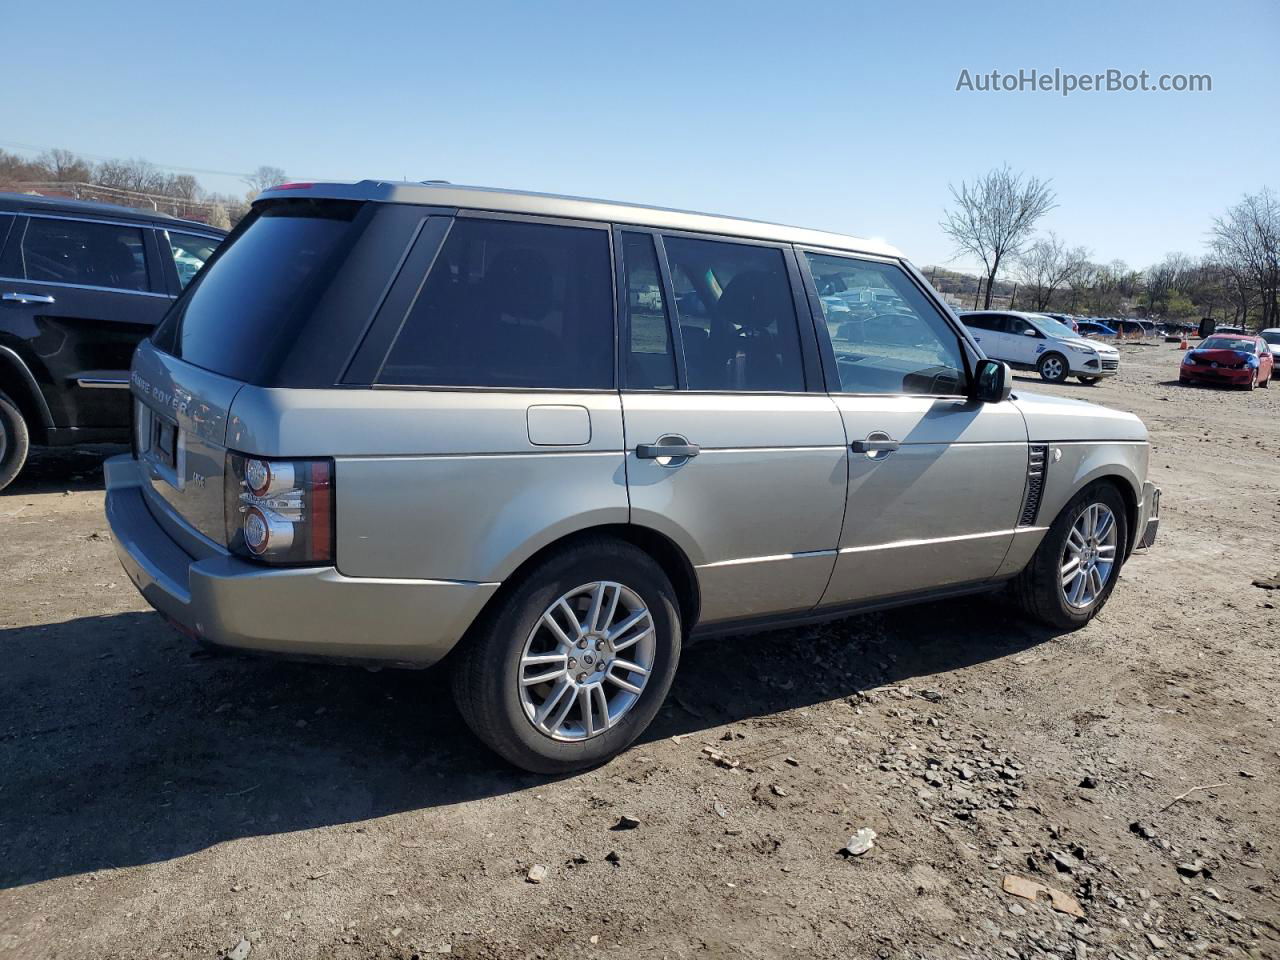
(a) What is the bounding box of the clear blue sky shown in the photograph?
[2,0,1275,272]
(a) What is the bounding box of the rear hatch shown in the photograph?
[132,341,242,547]
[132,196,373,548]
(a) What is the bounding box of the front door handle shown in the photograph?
[850,437,900,453]
[2,292,56,304]
[637,440,700,459]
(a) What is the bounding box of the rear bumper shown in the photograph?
[104,455,499,666]
[1137,482,1160,550]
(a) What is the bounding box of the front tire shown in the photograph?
[1038,353,1069,383]
[450,538,681,774]
[1077,376,1101,385]
[0,391,31,494]
[1012,483,1129,630]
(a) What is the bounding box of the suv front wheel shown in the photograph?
[1012,484,1128,630]
[451,538,682,773]
[1037,353,1069,383]
[0,391,30,493]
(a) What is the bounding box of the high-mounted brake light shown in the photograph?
[225,453,333,565]
[270,182,315,190]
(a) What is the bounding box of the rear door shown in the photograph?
[618,229,847,625]
[798,251,1029,606]
[0,213,171,432]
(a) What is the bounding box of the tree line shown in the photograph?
[940,165,1279,330]
[0,148,286,230]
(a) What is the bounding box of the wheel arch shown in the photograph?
[0,344,53,444]
[469,523,702,641]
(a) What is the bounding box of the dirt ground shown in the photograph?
[1,342,1277,960]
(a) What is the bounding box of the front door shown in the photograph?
[799,251,1029,607]
[617,230,848,625]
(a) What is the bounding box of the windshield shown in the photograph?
[1200,337,1252,351]
[1028,314,1078,339]
[1262,331,1280,345]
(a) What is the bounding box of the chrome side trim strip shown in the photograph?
[0,274,172,299]
[696,549,837,570]
[838,527,1046,555]
[696,528,1049,570]
[77,378,131,389]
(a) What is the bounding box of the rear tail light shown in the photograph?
[225,453,334,565]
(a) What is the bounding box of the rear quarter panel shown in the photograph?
[227,386,628,583]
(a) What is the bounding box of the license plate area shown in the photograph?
[137,400,185,489]
[152,416,178,470]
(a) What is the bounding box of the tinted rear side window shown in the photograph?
[378,218,614,389]
[161,199,361,382]
[8,217,149,291]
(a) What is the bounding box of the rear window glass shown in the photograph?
[378,217,613,389]
[159,199,360,382]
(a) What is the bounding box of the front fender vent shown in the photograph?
[1018,444,1049,527]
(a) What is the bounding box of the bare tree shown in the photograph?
[1212,187,1280,330]
[1142,252,1195,319]
[242,165,288,198]
[941,165,1056,309]
[1015,232,1088,310]
[38,148,92,183]
[95,158,167,196]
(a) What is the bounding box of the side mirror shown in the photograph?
[974,358,1012,403]
[1023,328,1039,336]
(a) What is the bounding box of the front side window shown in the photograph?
[379,218,613,389]
[806,253,967,396]
[621,232,676,390]
[662,235,804,392]
[168,231,222,289]
[13,217,149,292]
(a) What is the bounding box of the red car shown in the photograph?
[1180,333,1273,390]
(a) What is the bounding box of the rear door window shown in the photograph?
[167,231,223,289]
[10,217,149,291]
[378,217,614,389]
[661,235,804,392]
[160,198,361,383]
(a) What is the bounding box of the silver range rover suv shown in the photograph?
[106,182,1160,773]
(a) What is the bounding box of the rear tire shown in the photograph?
[1012,483,1129,630]
[0,391,31,493]
[1038,353,1069,383]
[450,537,681,774]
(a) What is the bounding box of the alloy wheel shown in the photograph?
[1059,503,1118,609]
[518,581,656,741]
[1041,357,1064,381]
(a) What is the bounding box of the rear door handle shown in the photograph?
[850,438,900,453]
[2,291,56,304]
[637,441,700,459]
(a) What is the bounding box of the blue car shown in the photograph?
[1077,320,1117,338]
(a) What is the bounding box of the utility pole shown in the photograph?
[973,277,983,310]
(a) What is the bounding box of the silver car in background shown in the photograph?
[105,182,1160,772]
